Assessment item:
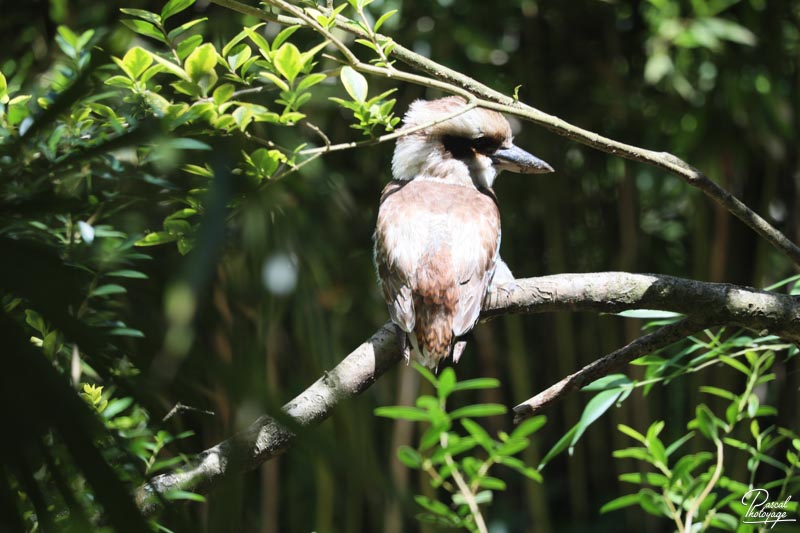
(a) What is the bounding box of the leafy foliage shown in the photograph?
[376,365,545,531]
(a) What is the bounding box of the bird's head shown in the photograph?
[391,96,553,189]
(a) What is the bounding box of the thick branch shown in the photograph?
[135,322,405,515]
[484,272,800,340]
[136,272,800,512]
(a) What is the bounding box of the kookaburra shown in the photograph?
[374,97,553,369]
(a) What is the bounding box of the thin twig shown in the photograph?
[684,438,724,532]
[303,121,332,148]
[441,433,488,533]
[512,319,704,422]
[298,98,478,156]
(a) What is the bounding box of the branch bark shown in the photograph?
[136,272,800,513]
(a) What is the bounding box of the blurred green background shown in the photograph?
[1,0,798,531]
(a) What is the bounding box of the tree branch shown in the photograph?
[511,318,704,422]
[136,272,800,513]
[209,0,800,267]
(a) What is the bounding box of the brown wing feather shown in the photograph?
[375,181,415,333]
[452,225,500,337]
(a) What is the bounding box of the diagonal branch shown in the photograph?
[136,272,800,513]
[210,0,800,267]
[511,318,704,422]
[135,322,405,515]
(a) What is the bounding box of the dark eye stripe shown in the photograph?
[441,135,473,159]
[471,136,501,153]
[441,135,502,159]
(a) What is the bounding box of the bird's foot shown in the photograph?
[488,257,519,296]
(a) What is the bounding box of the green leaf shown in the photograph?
[225,44,252,72]
[176,34,204,61]
[167,18,207,42]
[644,52,673,84]
[420,426,443,451]
[397,445,422,469]
[477,476,506,491]
[340,66,368,102]
[461,419,494,451]
[450,404,507,419]
[246,148,283,178]
[109,328,145,337]
[117,47,153,79]
[445,436,478,457]
[665,431,694,456]
[437,367,456,400]
[0,72,8,104]
[104,75,135,89]
[499,457,542,482]
[719,355,750,375]
[121,19,166,43]
[7,95,31,126]
[147,51,191,81]
[413,363,438,387]
[618,424,647,445]
[374,406,429,421]
[511,416,546,439]
[184,43,218,90]
[451,377,500,392]
[213,83,235,104]
[473,490,493,505]
[496,438,529,457]
[161,0,195,22]
[163,490,206,502]
[91,284,127,297]
[699,385,737,401]
[120,8,161,25]
[244,26,271,57]
[296,72,327,92]
[160,137,211,151]
[414,495,452,517]
[183,164,213,177]
[273,43,302,82]
[107,270,148,279]
[373,9,398,32]
[569,388,624,448]
[600,493,641,513]
[539,424,578,468]
[260,71,289,91]
[136,231,178,247]
[102,397,134,419]
[222,23,265,56]
[693,404,719,440]
[272,25,300,50]
[581,373,632,391]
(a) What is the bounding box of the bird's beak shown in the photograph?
[491,144,554,174]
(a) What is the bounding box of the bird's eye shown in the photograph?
[471,136,499,153]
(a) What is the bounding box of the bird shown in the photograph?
[374,96,553,369]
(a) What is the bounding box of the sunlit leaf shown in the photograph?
[162,0,195,22]
[273,42,302,82]
[450,404,506,419]
[340,66,368,102]
[374,406,430,421]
